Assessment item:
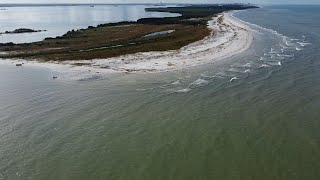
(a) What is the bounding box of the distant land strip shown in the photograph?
[0,4,258,61]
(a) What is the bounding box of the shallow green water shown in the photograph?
[1,5,320,180]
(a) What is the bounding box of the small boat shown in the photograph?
[16,63,22,66]
[90,5,94,7]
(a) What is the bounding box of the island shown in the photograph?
[0,4,258,73]
[0,28,46,34]
[0,5,257,60]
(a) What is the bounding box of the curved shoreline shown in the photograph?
[0,11,254,79]
[88,12,253,73]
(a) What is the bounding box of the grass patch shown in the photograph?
[0,4,257,61]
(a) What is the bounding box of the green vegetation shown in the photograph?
[0,5,257,61]
[146,4,257,18]
[0,28,46,34]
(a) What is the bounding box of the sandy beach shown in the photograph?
[0,11,253,79]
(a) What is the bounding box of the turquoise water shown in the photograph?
[1,5,320,180]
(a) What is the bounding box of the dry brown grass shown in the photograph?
[0,23,210,61]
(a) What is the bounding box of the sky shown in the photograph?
[0,0,319,5]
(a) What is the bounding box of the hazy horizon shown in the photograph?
[0,0,319,5]
[0,3,319,5]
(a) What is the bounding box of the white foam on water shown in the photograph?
[230,77,239,82]
[277,54,294,58]
[260,64,271,68]
[232,11,311,80]
[188,78,210,88]
[298,42,312,47]
[243,62,253,68]
[233,13,284,38]
[264,52,273,57]
[285,41,294,46]
[172,80,181,85]
[175,88,191,93]
[267,60,282,66]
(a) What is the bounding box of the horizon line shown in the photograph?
[0,3,319,5]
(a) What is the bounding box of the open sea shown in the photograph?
[1,4,320,180]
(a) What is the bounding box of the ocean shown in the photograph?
[1,4,320,180]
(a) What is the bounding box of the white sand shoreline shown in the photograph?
[0,11,253,79]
